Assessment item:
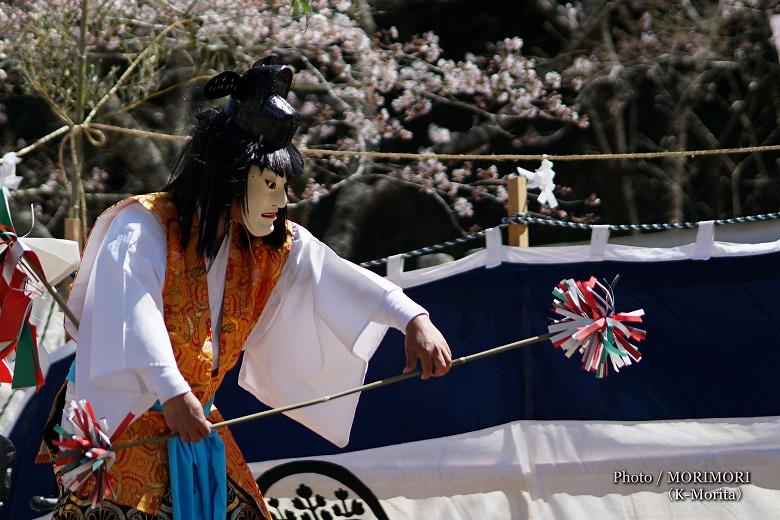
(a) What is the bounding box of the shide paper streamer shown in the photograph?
[53,400,134,507]
[549,276,646,378]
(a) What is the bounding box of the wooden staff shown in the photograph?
[113,331,555,451]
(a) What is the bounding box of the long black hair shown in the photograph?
[165,108,304,261]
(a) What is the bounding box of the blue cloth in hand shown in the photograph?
[151,398,225,520]
[167,429,226,520]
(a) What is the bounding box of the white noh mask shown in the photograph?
[241,164,287,237]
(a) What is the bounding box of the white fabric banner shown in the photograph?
[250,416,780,519]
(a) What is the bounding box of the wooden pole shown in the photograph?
[63,217,81,245]
[507,176,529,247]
[67,0,89,250]
[112,332,556,451]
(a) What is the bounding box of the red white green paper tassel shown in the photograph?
[52,400,134,507]
[0,186,46,388]
[548,276,646,378]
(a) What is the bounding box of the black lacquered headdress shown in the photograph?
[204,55,300,152]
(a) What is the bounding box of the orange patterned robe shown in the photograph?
[95,193,291,517]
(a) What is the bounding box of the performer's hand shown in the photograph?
[404,315,452,379]
[162,391,212,443]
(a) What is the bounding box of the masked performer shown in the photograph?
[51,57,451,520]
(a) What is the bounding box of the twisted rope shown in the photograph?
[502,211,780,231]
[4,121,780,165]
[357,211,780,267]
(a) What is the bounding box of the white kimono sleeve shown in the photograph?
[238,224,404,447]
[66,201,188,435]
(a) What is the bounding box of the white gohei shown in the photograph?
[0,152,23,190]
[516,157,558,208]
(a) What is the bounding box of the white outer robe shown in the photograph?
[65,199,425,447]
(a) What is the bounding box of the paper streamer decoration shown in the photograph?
[0,152,23,190]
[517,158,558,208]
[0,186,46,388]
[53,400,134,507]
[548,276,646,378]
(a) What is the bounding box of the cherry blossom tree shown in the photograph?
[0,0,584,254]
[4,0,774,258]
[531,0,780,224]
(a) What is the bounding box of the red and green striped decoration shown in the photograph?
[0,186,46,389]
[548,276,646,378]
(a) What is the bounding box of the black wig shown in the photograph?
[164,108,304,261]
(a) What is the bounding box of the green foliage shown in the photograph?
[291,0,313,19]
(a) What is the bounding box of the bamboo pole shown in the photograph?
[20,258,80,329]
[66,0,90,249]
[63,218,81,246]
[112,331,555,451]
[25,221,554,451]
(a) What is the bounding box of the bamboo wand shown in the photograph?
[8,235,556,452]
[16,248,556,450]
[14,236,558,452]
[20,257,80,328]
[113,331,555,451]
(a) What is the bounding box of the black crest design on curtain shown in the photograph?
[257,460,389,520]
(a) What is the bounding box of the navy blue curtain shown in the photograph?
[7,252,780,519]
[217,253,780,462]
